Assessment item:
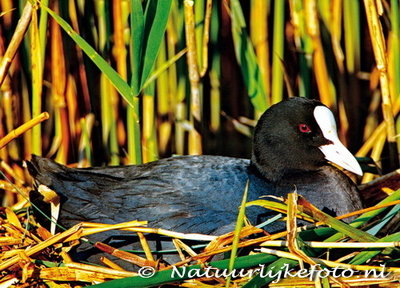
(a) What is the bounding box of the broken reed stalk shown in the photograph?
[0,224,82,271]
[82,225,216,242]
[363,0,399,170]
[0,112,49,150]
[65,262,137,278]
[334,200,400,221]
[143,48,187,89]
[286,192,345,287]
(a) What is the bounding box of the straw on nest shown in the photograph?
[0,170,399,288]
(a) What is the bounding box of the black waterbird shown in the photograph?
[27,97,363,261]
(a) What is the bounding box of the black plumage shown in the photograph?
[27,97,363,262]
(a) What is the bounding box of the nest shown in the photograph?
[0,170,399,287]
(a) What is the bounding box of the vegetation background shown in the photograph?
[0,0,399,185]
[0,1,399,287]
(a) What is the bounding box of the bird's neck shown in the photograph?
[249,158,285,183]
[250,158,324,184]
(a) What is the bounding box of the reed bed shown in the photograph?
[0,0,399,287]
[0,177,398,287]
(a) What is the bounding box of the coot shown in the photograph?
[28,97,363,236]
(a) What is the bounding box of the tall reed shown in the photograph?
[0,0,398,178]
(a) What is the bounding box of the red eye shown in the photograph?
[298,124,312,133]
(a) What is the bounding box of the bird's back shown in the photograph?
[28,155,272,235]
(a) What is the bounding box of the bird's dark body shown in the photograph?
[28,154,361,235]
[27,97,364,266]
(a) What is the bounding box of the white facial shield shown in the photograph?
[314,106,363,176]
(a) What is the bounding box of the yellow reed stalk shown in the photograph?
[172,239,186,261]
[100,256,126,271]
[166,231,290,268]
[80,220,147,228]
[78,114,94,167]
[137,232,155,262]
[358,169,400,190]
[0,1,14,27]
[184,0,202,155]
[10,199,29,211]
[287,193,344,286]
[357,122,386,157]
[95,242,157,267]
[65,262,137,277]
[4,207,22,229]
[65,75,78,140]
[1,82,19,160]
[306,2,334,102]
[89,227,216,242]
[0,2,32,86]
[0,237,22,246]
[112,0,128,81]
[166,10,178,111]
[79,220,216,241]
[195,226,264,265]
[199,0,212,77]
[1,248,23,260]
[331,0,344,72]
[143,48,188,89]
[20,252,32,283]
[33,266,135,282]
[334,200,400,222]
[142,90,157,163]
[363,130,387,183]
[358,96,400,156]
[31,3,44,156]
[304,0,335,107]
[365,93,382,124]
[0,224,82,272]
[3,222,41,244]
[60,250,73,263]
[250,0,270,95]
[50,2,69,164]
[68,0,91,111]
[286,193,302,260]
[0,39,12,161]
[363,0,399,168]
[112,0,128,163]
[175,102,186,155]
[0,162,24,185]
[0,112,49,150]
[20,78,32,159]
[156,43,171,155]
[210,68,220,132]
[107,80,120,165]
[173,238,198,257]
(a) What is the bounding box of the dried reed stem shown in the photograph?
[0,2,32,86]
[184,0,202,154]
[363,0,399,169]
[0,112,49,150]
